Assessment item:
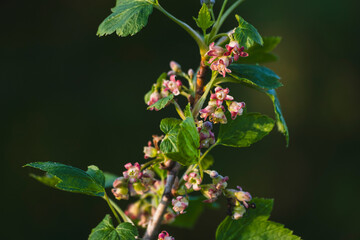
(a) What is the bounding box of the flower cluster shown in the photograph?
[197,121,216,149]
[200,87,245,124]
[111,162,156,200]
[206,38,248,77]
[158,231,175,240]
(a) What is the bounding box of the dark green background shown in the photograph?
[2,0,359,239]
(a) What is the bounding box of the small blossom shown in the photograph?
[168,61,182,75]
[147,91,161,110]
[163,75,182,96]
[123,162,142,183]
[228,101,246,120]
[225,41,249,61]
[225,186,252,208]
[111,177,129,200]
[213,175,229,190]
[172,196,189,214]
[199,99,217,120]
[206,42,226,64]
[209,106,227,124]
[210,56,232,77]
[232,204,246,220]
[143,141,158,159]
[158,231,175,240]
[183,169,202,191]
[234,186,252,208]
[210,87,234,107]
[202,184,222,203]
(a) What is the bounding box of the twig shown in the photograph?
[142,162,181,240]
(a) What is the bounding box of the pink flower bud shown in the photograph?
[170,61,182,73]
[187,68,194,79]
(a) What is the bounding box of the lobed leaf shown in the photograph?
[25,162,105,197]
[216,198,300,240]
[234,15,263,49]
[160,118,182,153]
[218,113,275,148]
[89,214,138,240]
[228,64,282,89]
[266,89,289,146]
[164,105,200,165]
[193,3,214,32]
[97,0,153,37]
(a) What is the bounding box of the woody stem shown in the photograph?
[142,162,181,240]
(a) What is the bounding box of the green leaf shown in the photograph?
[216,198,300,240]
[166,110,200,165]
[266,89,289,146]
[228,64,282,89]
[218,113,275,147]
[25,162,105,197]
[201,154,214,170]
[193,3,214,32]
[89,215,138,240]
[97,0,153,37]
[87,165,105,188]
[104,172,119,188]
[29,173,60,188]
[160,118,182,153]
[238,36,282,64]
[147,94,174,111]
[234,15,263,49]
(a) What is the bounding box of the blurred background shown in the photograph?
[1,0,359,239]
